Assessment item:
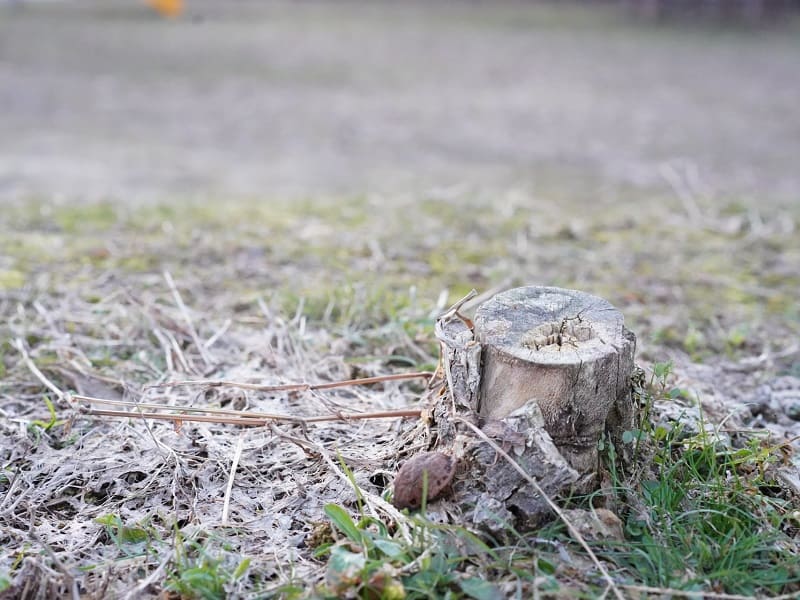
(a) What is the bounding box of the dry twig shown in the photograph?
[14,337,66,400]
[221,434,245,525]
[164,271,213,367]
[72,394,423,426]
[146,371,433,393]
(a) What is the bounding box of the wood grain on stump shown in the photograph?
[474,286,636,476]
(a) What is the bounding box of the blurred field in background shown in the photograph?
[1,0,799,203]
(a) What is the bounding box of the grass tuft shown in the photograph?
[600,367,800,596]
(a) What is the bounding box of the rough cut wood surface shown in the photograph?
[474,286,636,475]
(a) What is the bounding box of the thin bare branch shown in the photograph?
[75,399,422,426]
[222,434,244,525]
[14,337,65,400]
[436,288,477,321]
[146,371,434,393]
[164,270,213,367]
[80,408,274,426]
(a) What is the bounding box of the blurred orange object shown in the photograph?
[146,0,183,18]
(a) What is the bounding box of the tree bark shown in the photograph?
[415,286,638,532]
[473,286,636,476]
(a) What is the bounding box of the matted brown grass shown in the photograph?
[2,267,439,597]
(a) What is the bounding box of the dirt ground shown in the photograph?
[1,1,800,598]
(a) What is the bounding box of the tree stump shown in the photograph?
[421,286,638,533]
[474,286,636,476]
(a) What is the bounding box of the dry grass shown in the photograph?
[1,192,798,598]
[2,1,800,597]
[1,264,437,598]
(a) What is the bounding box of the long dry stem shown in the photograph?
[146,371,433,393]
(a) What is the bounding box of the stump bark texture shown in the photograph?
[474,286,636,475]
[423,286,638,532]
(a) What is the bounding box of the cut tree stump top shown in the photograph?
[473,286,636,474]
[474,286,625,367]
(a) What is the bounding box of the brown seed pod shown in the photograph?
[392,451,456,510]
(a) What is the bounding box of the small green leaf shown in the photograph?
[31,395,62,431]
[233,557,251,580]
[178,568,223,599]
[95,514,121,527]
[653,361,673,380]
[406,568,448,590]
[324,504,363,544]
[119,526,148,544]
[326,545,366,592]
[653,426,669,441]
[458,576,499,600]
[537,558,556,575]
[622,430,636,444]
[374,539,404,558]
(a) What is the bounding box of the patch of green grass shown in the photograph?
[28,395,64,433]
[600,364,799,596]
[314,361,798,598]
[0,232,64,265]
[614,438,796,594]
[0,344,6,380]
[0,269,26,290]
[93,514,255,600]
[724,323,750,357]
[53,202,119,233]
[317,504,502,600]
[165,533,251,600]
[682,322,707,360]
[95,513,161,557]
[278,281,422,328]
